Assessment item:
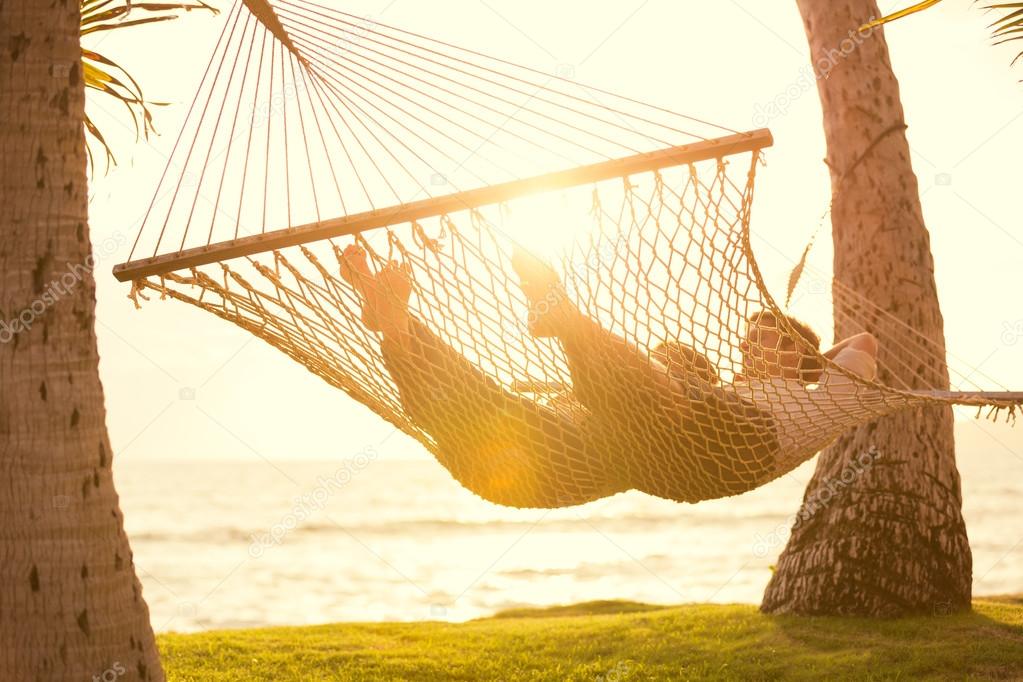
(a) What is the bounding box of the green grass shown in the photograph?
[158,597,1023,681]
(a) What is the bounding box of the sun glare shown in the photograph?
[497,189,597,260]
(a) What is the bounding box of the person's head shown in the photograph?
[651,341,720,386]
[741,310,822,382]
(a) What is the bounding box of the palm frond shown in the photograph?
[984,3,1023,64]
[859,1,1023,72]
[859,0,945,31]
[81,0,218,175]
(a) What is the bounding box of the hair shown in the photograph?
[746,309,823,382]
[651,341,720,386]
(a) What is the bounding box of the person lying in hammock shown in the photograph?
[340,243,878,509]
[730,309,879,469]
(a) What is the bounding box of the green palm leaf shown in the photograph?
[81,0,217,175]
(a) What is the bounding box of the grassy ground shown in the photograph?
[158,597,1023,681]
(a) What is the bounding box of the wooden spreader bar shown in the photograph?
[113,129,772,282]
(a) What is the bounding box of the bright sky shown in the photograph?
[84,0,1023,463]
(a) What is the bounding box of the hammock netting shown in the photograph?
[116,0,1021,508]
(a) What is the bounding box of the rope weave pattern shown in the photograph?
[122,0,1019,508]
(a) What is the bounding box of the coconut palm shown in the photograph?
[764,0,972,616]
[0,2,210,679]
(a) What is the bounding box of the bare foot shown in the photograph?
[375,260,413,336]
[339,244,380,330]
[510,245,574,338]
[340,244,411,334]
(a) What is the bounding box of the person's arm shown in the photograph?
[819,332,879,389]
[510,245,685,399]
[822,331,878,361]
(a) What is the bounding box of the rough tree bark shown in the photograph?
[0,2,164,679]
[761,0,970,616]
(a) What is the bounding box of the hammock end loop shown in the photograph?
[411,220,441,255]
[128,279,149,309]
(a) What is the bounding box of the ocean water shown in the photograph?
[117,423,1023,633]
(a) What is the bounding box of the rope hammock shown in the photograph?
[114,0,1022,508]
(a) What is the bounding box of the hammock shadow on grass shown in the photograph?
[769,597,1023,661]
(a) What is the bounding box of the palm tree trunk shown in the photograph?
[761,0,970,616]
[0,2,164,679]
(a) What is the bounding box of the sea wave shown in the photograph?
[128,510,794,544]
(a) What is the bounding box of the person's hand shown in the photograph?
[824,332,878,361]
[509,244,575,338]
[510,244,561,298]
[822,344,844,361]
